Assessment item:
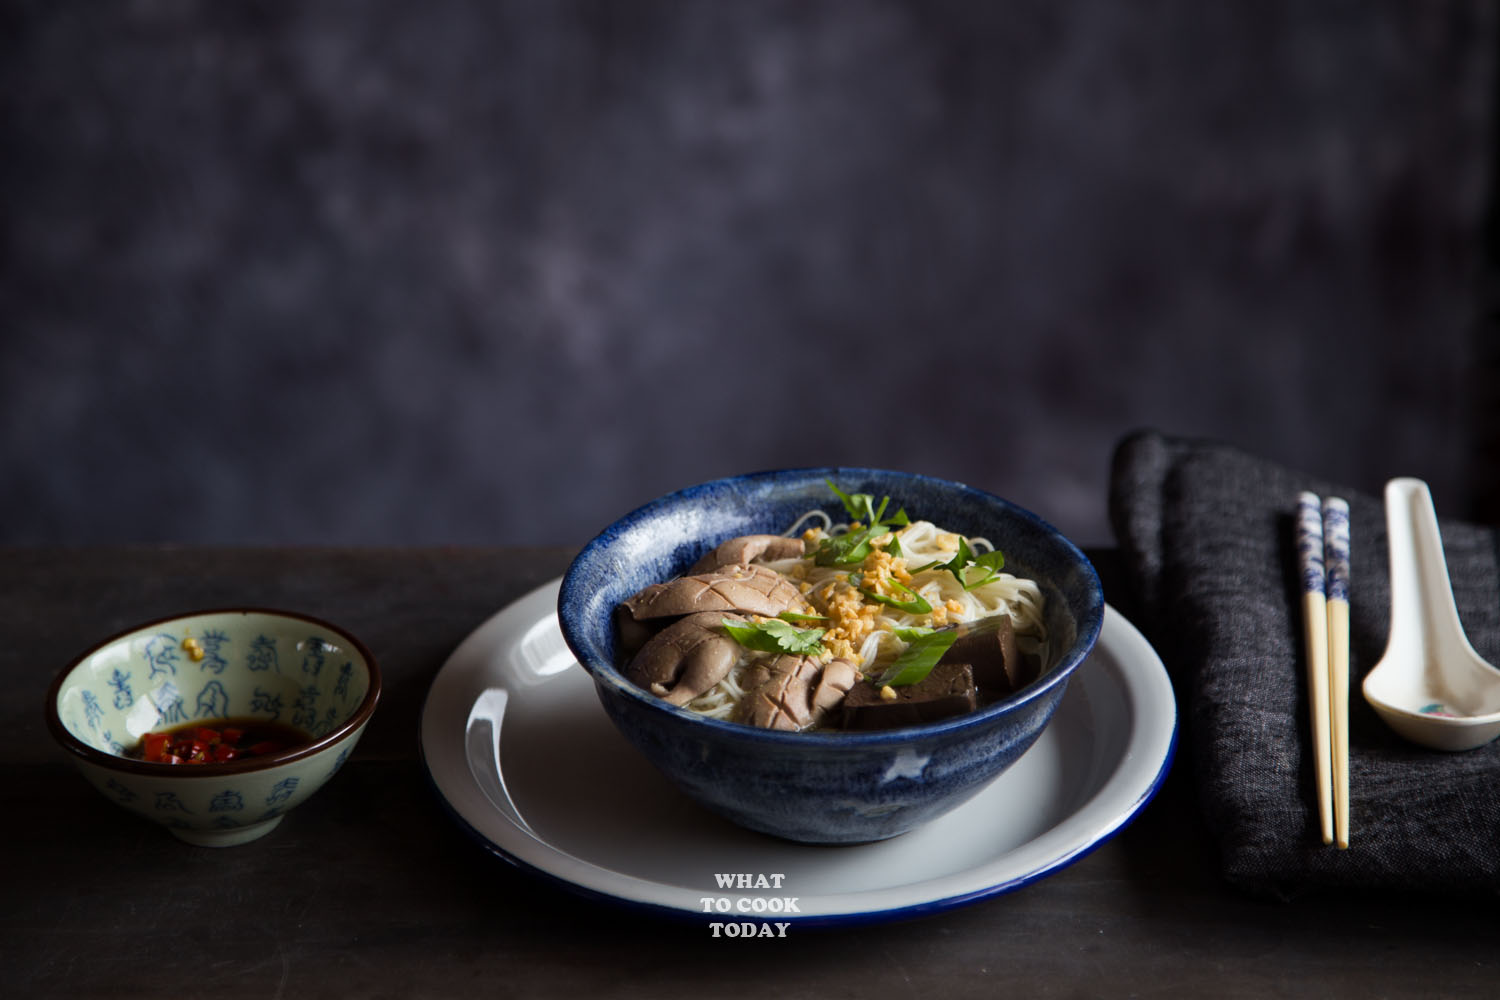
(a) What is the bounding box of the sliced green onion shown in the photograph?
[860,577,933,615]
[873,630,960,687]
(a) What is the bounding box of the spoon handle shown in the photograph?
[1383,478,1470,660]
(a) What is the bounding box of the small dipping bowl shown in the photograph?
[558,467,1105,844]
[45,609,380,847]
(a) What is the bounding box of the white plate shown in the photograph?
[419,579,1177,925]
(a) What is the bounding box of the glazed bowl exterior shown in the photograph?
[557,467,1104,844]
[45,609,380,847]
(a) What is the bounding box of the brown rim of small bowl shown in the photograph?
[44,607,381,777]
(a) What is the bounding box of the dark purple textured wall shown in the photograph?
[3,1,1493,546]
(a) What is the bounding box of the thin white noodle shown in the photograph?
[686,667,747,719]
[782,509,831,538]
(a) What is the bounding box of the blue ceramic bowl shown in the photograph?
[557,468,1104,844]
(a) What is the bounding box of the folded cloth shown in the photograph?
[1109,429,1500,898]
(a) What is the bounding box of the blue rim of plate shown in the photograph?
[418,580,1178,927]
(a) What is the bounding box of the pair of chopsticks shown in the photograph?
[1297,492,1350,849]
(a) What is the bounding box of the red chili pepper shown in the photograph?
[142,732,170,762]
[136,721,305,765]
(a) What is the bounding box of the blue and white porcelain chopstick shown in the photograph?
[1296,492,1335,845]
[1323,497,1351,849]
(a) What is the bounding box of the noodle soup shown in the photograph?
[559,466,1105,842]
[615,482,1049,732]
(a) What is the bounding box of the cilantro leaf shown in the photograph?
[827,479,876,523]
[813,481,913,567]
[812,524,890,567]
[920,538,1008,591]
[873,629,959,687]
[825,479,911,529]
[965,548,1006,587]
[721,618,826,656]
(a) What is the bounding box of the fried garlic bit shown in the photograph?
[815,585,881,662]
[857,543,912,598]
[181,637,205,661]
[925,599,968,627]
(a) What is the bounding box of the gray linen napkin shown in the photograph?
[1109,429,1500,898]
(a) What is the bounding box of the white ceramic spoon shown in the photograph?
[1362,478,1500,751]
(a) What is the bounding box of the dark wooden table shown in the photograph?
[5,547,1497,998]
